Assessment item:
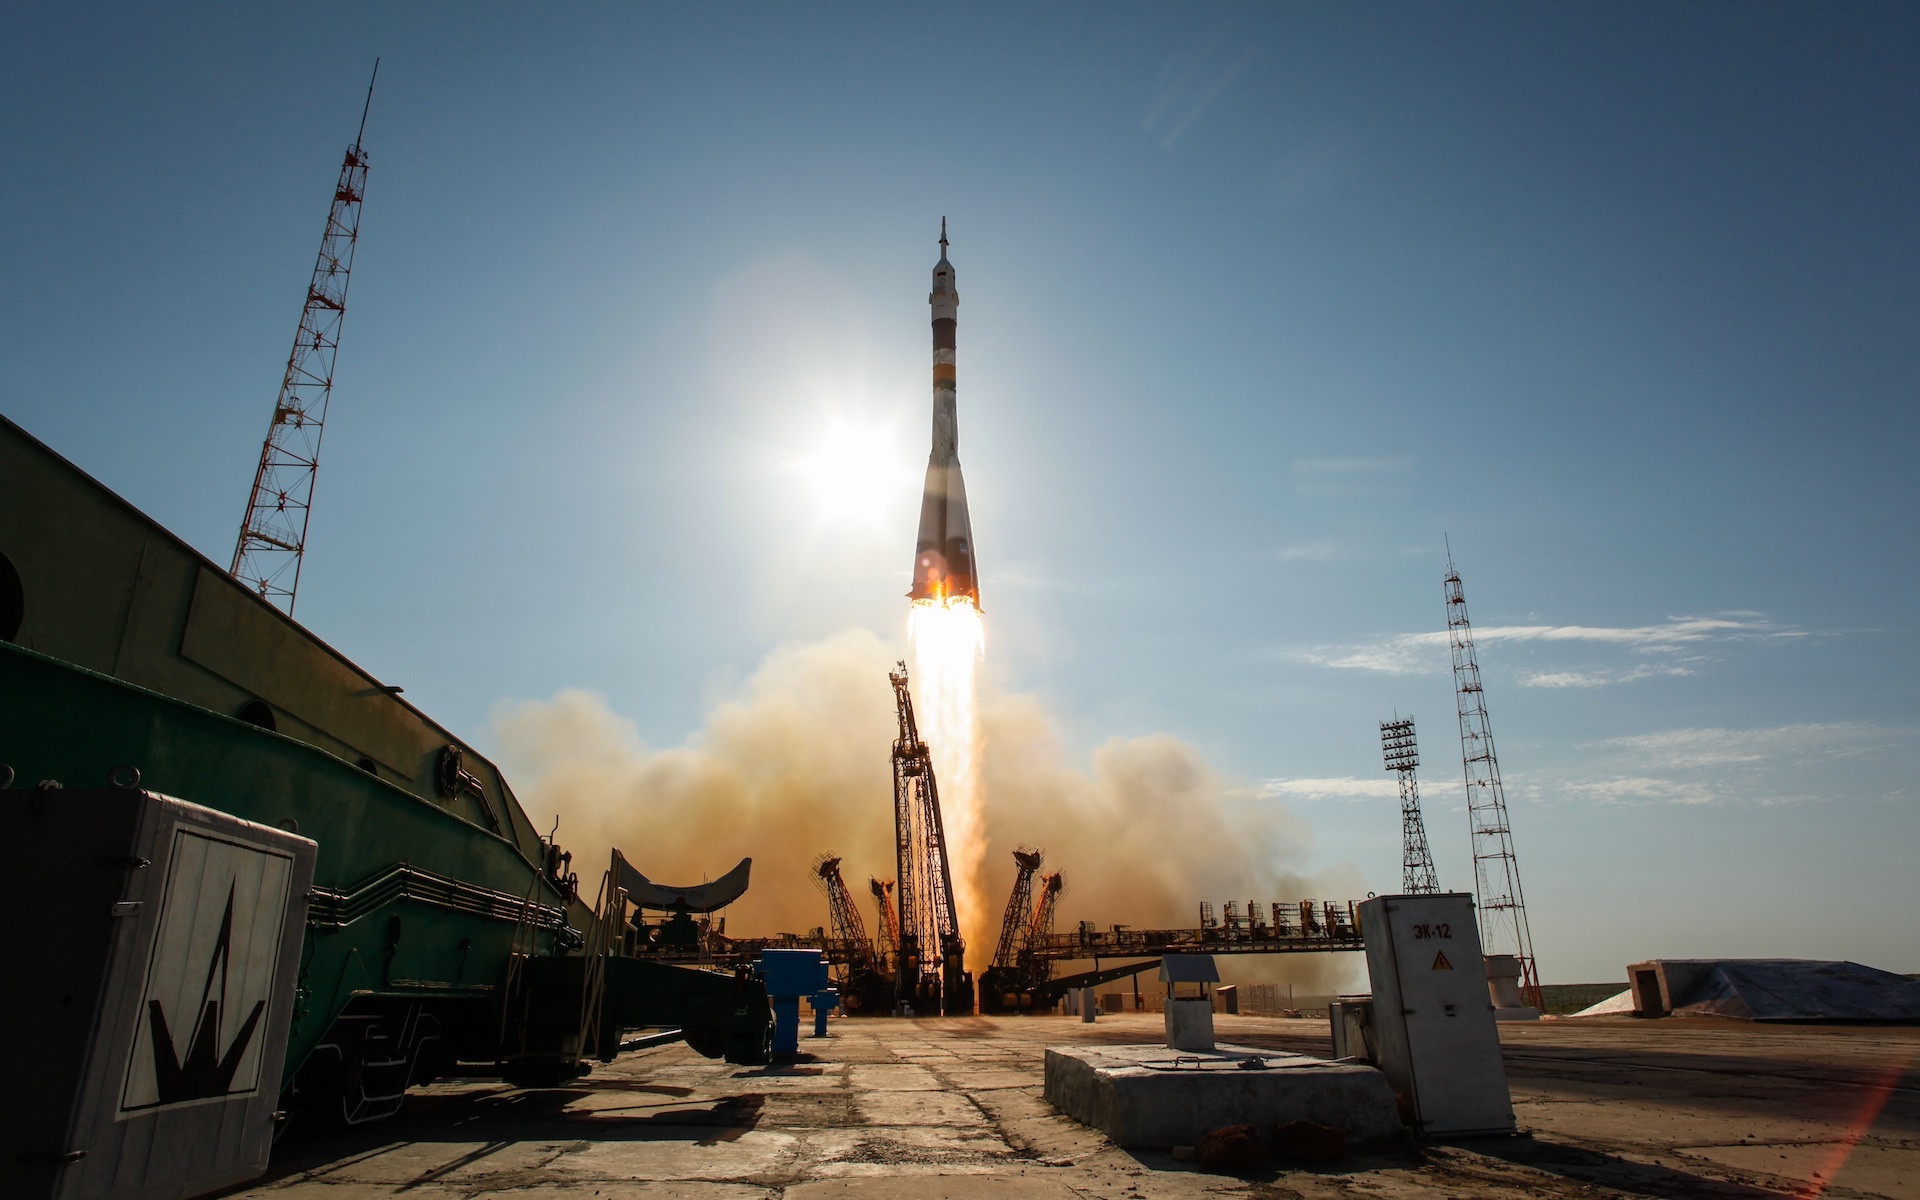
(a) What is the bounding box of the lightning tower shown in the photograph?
[231,63,377,613]
[1444,548,1544,1006]
[1380,717,1440,894]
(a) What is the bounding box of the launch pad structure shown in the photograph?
[888,661,974,1015]
[611,667,1368,1013]
[811,855,892,1015]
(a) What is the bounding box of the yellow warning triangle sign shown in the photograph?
[1432,950,1454,971]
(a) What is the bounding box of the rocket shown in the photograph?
[910,219,980,607]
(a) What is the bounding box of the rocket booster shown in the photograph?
[910,219,980,607]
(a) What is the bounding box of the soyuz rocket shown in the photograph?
[910,219,980,607]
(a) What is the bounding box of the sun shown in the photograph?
[792,421,910,526]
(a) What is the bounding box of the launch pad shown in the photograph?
[1042,1042,1403,1151]
[235,1012,1920,1200]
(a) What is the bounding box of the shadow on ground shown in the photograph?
[1458,1135,1785,1199]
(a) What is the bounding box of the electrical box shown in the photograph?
[1159,954,1218,1050]
[5,788,316,1200]
[1327,996,1377,1062]
[1356,893,1514,1137]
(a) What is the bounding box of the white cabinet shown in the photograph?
[1356,894,1514,1137]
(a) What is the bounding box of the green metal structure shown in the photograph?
[0,413,772,1137]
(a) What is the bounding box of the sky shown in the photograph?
[4,3,1917,983]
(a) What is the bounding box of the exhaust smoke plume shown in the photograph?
[907,597,987,964]
[494,627,1361,995]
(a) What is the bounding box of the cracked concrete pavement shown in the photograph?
[229,1012,1918,1199]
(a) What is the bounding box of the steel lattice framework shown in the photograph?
[1444,550,1544,1007]
[812,855,873,971]
[888,662,971,1013]
[991,848,1043,970]
[1019,871,1063,971]
[1380,717,1440,894]
[812,854,894,1013]
[869,877,899,964]
[231,66,376,613]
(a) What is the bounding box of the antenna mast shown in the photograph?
[231,62,378,613]
[1444,549,1544,1006]
[1380,717,1440,894]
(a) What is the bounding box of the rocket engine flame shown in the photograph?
[908,595,987,964]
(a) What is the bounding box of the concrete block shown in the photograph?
[1042,1042,1404,1150]
[1163,997,1214,1050]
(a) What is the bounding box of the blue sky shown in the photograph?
[4,3,1916,982]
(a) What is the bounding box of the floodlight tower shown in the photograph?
[231,64,377,614]
[1444,547,1544,1007]
[1380,717,1439,894]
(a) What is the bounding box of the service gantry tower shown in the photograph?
[231,64,377,613]
[888,662,973,1014]
[1380,717,1440,894]
[813,854,889,1013]
[1444,548,1544,1007]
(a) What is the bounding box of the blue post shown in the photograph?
[809,987,841,1037]
[770,996,801,1055]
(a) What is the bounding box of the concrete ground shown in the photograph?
[233,1013,1919,1200]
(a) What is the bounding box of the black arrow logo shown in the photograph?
[145,882,266,1104]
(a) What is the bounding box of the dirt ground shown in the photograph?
[233,1012,1919,1200]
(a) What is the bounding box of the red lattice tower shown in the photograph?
[231,65,377,613]
[1444,547,1544,1007]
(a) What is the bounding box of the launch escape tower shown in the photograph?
[888,662,973,1014]
[231,64,377,613]
[1444,551,1545,1007]
[1380,718,1440,894]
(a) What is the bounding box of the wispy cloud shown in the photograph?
[1142,40,1257,150]
[1292,457,1414,498]
[1590,722,1896,770]
[1294,614,1798,677]
[1259,776,1399,802]
[1277,541,1353,563]
[1557,776,1724,806]
[1519,721,1908,808]
[1521,664,1695,688]
[1267,124,1361,205]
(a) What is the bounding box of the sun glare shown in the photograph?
[793,422,909,525]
